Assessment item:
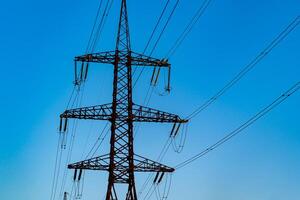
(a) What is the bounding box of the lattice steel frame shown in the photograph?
[60,0,187,199]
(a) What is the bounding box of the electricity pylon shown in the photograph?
[60,0,187,199]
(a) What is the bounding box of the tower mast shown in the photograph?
[60,0,188,199]
[108,0,136,199]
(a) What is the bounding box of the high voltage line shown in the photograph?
[175,81,300,169]
[132,0,171,79]
[133,0,180,88]
[50,86,86,200]
[50,0,116,196]
[141,79,300,200]
[134,0,213,88]
[138,15,300,199]
[148,0,180,56]
[165,0,213,58]
[186,15,300,120]
[86,0,114,53]
[133,1,189,197]
[85,0,104,53]
[142,0,171,54]
[133,0,212,154]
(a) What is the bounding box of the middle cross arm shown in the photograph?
[133,104,187,123]
[60,103,187,124]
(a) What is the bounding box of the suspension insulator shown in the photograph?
[157,172,165,184]
[63,118,68,132]
[150,67,157,85]
[170,123,177,137]
[78,169,83,181]
[80,62,84,81]
[63,192,68,200]
[166,66,171,92]
[153,172,160,183]
[84,62,89,80]
[174,123,181,137]
[73,169,78,181]
[59,118,63,132]
[153,67,161,85]
[74,61,78,85]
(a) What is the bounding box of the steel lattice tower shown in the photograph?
[60,0,187,199]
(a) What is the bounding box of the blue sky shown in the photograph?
[0,0,299,199]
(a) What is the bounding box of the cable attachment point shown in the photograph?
[73,169,78,181]
[166,64,171,93]
[153,172,165,184]
[150,67,161,86]
[74,59,90,86]
[73,169,83,182]
[59,118,68,133]
[170,122,181,138]
[59,117,68,149]
[150,60,171,93]
[63,192,68,200]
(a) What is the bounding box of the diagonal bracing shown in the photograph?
[60,0,187,199]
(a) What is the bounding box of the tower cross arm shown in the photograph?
[133,154,174,173]
[132,104,188,123]
[68,154,174,173]
[130,51,170,67]
[74,50,170,67]
[59,103,187,123]
[60,103,112,121]
[68,154,110,171]
[75,51,116,65]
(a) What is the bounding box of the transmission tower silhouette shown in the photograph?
[59,0,187,199]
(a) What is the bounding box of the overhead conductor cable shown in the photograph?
[176,81,300,169]
[187,15,300,120]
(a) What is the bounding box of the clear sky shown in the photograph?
[0,0,299,200]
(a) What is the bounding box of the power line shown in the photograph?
[56,2,116,196]
[85,0,104,53]
[133,0,183,145]
[139,14,299,200]
[59,119,78,199]
[89,0,114,53]
[134,1,183,148]
[50,86,83,200]
[85,123,110,159]
[50,134,62,200]
[53,1,112,199]
[58,85,87,200]
[149,0,180,56]
[132,0,171,78]
[139,137,175,199]
[137,16,300,195]
[137,5,214,195]
[133,0,183,142]
[186,15,300,120]
[175,81,300,169]
[143,0,171,54]
[133,0,180,88]
[166,0,213,58]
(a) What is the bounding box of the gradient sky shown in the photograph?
[0,0,299,199]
